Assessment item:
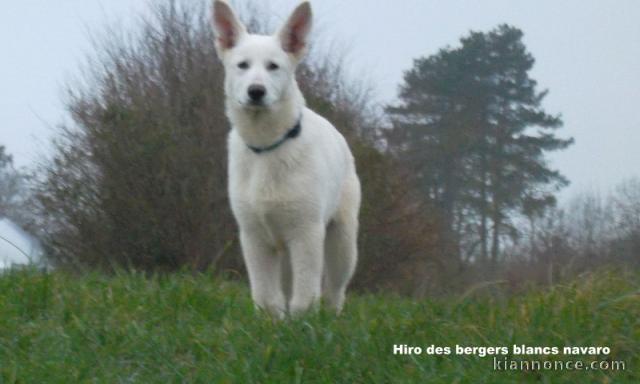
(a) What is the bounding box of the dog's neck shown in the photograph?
[227,83,305,149]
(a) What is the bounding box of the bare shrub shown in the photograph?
[35,1,235,271]
[494,181,640,290]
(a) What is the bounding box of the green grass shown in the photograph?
[0,268,638,383]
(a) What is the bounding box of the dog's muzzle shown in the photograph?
[248,85,266,105]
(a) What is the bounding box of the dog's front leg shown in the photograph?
[287,224,325,315]
[239,230,286,318]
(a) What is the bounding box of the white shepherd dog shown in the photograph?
[212,0,361,316]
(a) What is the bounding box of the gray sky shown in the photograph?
[1,1,639,202]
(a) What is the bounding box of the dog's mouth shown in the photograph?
[242,100,270,111]
[234,98,271,111]
[248,100,266,107]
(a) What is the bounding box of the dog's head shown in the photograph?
[212,0,311,110]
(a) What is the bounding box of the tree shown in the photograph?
[0,145,29,226]
[387,25,573,263]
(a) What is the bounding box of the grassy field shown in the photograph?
[0,268,637,383]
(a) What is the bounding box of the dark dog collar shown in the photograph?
[247,117,302,154]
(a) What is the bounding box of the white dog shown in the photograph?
[212,0,361,316]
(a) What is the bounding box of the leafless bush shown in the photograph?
[491,180,640,289]
[35,1,234,271]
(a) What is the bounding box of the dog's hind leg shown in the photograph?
[323,176,360,314]
[323,218,358,314]
[240,231,286,318]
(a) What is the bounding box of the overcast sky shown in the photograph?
[1,0,639,202]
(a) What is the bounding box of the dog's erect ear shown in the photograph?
[277,1,312,60]
[212,0,246,57]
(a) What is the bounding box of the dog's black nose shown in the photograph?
[248,85,266,103]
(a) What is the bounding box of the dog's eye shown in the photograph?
[267,62,279,71]
[237,61,249,69]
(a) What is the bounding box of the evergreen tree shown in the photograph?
[387,25,573,262]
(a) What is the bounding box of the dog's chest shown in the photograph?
[229,147,316,228]
[233,151,300,197]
